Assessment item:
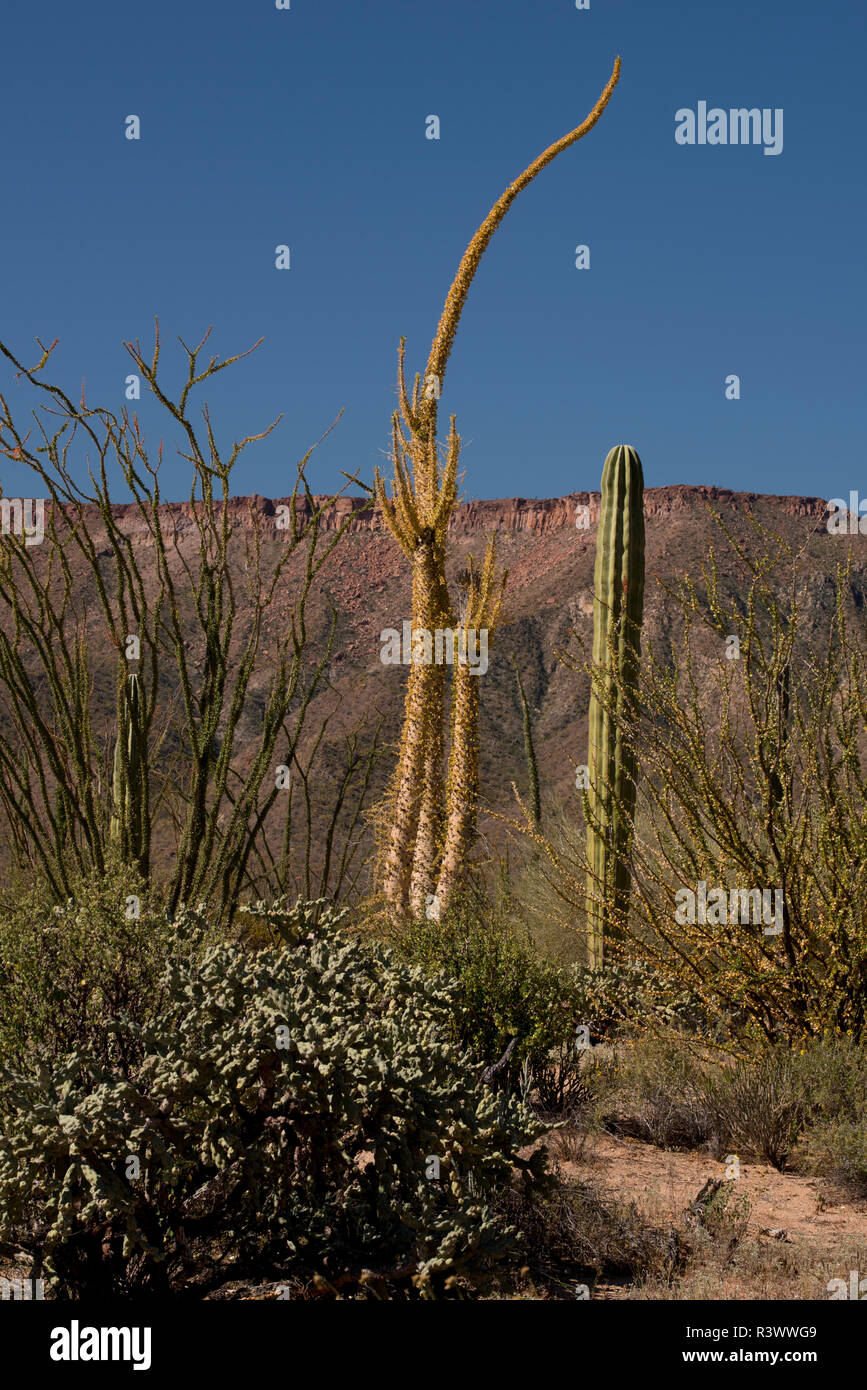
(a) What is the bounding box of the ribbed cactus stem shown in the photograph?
[110,672,145,866]
[585,446,645,969]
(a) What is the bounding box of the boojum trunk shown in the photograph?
[435,540,506,915]
[382,537,452,916]
[434,647,479,914]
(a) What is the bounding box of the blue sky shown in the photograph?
[0,0,863,503]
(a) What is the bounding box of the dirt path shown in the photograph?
[540,1130,867,1298]
[567,1132,867,1246]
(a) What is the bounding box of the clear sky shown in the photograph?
[0,0,863,503]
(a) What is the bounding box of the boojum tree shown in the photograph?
[374,346,459,917]
[375,56,622,920]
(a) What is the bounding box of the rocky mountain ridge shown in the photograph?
[68,485,829,539]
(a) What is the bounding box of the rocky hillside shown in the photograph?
[292,485,851,826]
[4,485,863,890]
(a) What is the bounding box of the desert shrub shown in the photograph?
[686,1178,751,1243]
[395,899,584,1101]
[499,1173,756,1297]
[501,1178,688,1293]
[0,327,381,926]
[0,860,204,1071]
[529,1041,599,1120]
[599,1039,717,1150]
[598,1035,867,1170]
[0,901,549,1299]
[800,1117,867,1196]
[791,1034,867,1122]
[705,1050,807,1170]
[790,1036,867,1192]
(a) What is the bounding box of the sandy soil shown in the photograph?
[547,1130,867,1299]
[573,1132,867,1242]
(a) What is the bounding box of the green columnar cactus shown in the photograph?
[110,672,144,866]
[585,446,645,969]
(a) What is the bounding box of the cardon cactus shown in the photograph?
[110,671,145,867]
[584,445,645,968]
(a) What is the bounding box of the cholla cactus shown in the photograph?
[376,58,622,919]
[0,909,548,1297]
